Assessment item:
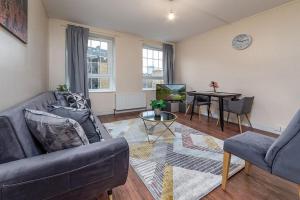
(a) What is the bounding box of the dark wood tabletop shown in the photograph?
[187,91,241,131]
[187,91,241,98]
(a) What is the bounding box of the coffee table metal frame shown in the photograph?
[139,111,177,144]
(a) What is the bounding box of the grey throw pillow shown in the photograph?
[48,106,103,143]
[24,109,89,153]
[54,91,69,107]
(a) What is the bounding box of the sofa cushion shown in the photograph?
[93,114,111,140]
[24,109,89,153]
[0,92,58,157]
[54,91,69,107]
[49,106,102,143]
[224,131,275,171]
[0,117,26,164]
[265,109,300,166]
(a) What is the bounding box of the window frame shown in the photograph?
[87,34,115,93]
[142,45,164,90]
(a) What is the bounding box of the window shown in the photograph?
[87,36,114,92]
[143,46,164,89]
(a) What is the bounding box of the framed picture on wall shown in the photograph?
[0,0,28,43]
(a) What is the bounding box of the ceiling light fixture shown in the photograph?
[168,10,175,21]
[167,0,176,21]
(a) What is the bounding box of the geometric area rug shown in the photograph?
[104,118,244,200]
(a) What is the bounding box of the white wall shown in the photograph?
[48,19,159,115]
[0,0,49,111]
[175,1,300,133]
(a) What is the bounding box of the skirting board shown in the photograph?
[202,112,284,135]
[96,109,284,135]
[95,106,152,116]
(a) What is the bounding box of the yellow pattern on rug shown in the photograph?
[161,165,173,200]
[204,136,222,151]
[130,142,154,160]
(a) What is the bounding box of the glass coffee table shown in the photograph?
[139,111,177,144]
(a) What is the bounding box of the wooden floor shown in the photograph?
[98,112,298,200]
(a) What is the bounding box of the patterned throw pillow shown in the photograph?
[64,93,89,109]
[52,91,103,141]
[54,91,88,109]
[24,109,89,152]
[48,106,103,143]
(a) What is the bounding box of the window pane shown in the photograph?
[159,60,163,69]
[143,58,147,67]
[153,51,159,59]
[143,78,164,89]
[100,63,108,74]
[91,78,99,89]
[148,66,153,75]
[100,49,107,57]
[88,63,92,74]
[100,77,110,89]
[100,57,109,74]
[92,63,99,74]
[143,66,147,74]
[88,40,100,48]
[101,57,108,63]
[87,37,114,90]
[143,49,147,58]
[153,69,163,77]
[142,47,163,89]
[147,49,153,59]
[153,60,159,69]
[148,59,153,67]
[101,42,108,50]
[159,51,163,60]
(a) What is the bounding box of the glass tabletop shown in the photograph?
[139,111,177,122]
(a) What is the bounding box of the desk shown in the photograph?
[187,91,241,131]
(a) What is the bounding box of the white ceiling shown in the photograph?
[42,0,292,42]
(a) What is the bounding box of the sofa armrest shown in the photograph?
[0,138,129,200]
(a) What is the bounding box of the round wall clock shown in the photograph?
[232,34,252,50]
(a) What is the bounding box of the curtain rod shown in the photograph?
[60,24,120,38]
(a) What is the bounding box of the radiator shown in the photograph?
[114,92,147,113]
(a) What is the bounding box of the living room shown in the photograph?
[0,0,299,200]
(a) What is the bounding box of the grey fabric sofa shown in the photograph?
[221,109,300,198]
[0,92,129,200]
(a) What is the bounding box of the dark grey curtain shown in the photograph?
[163,43,174,84]
[66,25,89,98]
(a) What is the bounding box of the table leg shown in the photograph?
[162,120,176,136]
[142,119,176,144]
[207,96,211,121]
[190,96,197,120]
[142,119,160,143]
[219,97,225,131]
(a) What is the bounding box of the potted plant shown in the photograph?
[209,81,219,92]
[150,99,167,116]
[57,84,69,92]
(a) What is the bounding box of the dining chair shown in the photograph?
[218,97,254,133]
[222,109,300,199]
[185,94,212,120]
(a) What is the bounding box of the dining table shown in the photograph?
[187,91,241,131]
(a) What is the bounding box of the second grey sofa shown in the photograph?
[0,92,129,200]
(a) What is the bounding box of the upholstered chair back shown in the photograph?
[265,109,300,183]
[241,97,254,114]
